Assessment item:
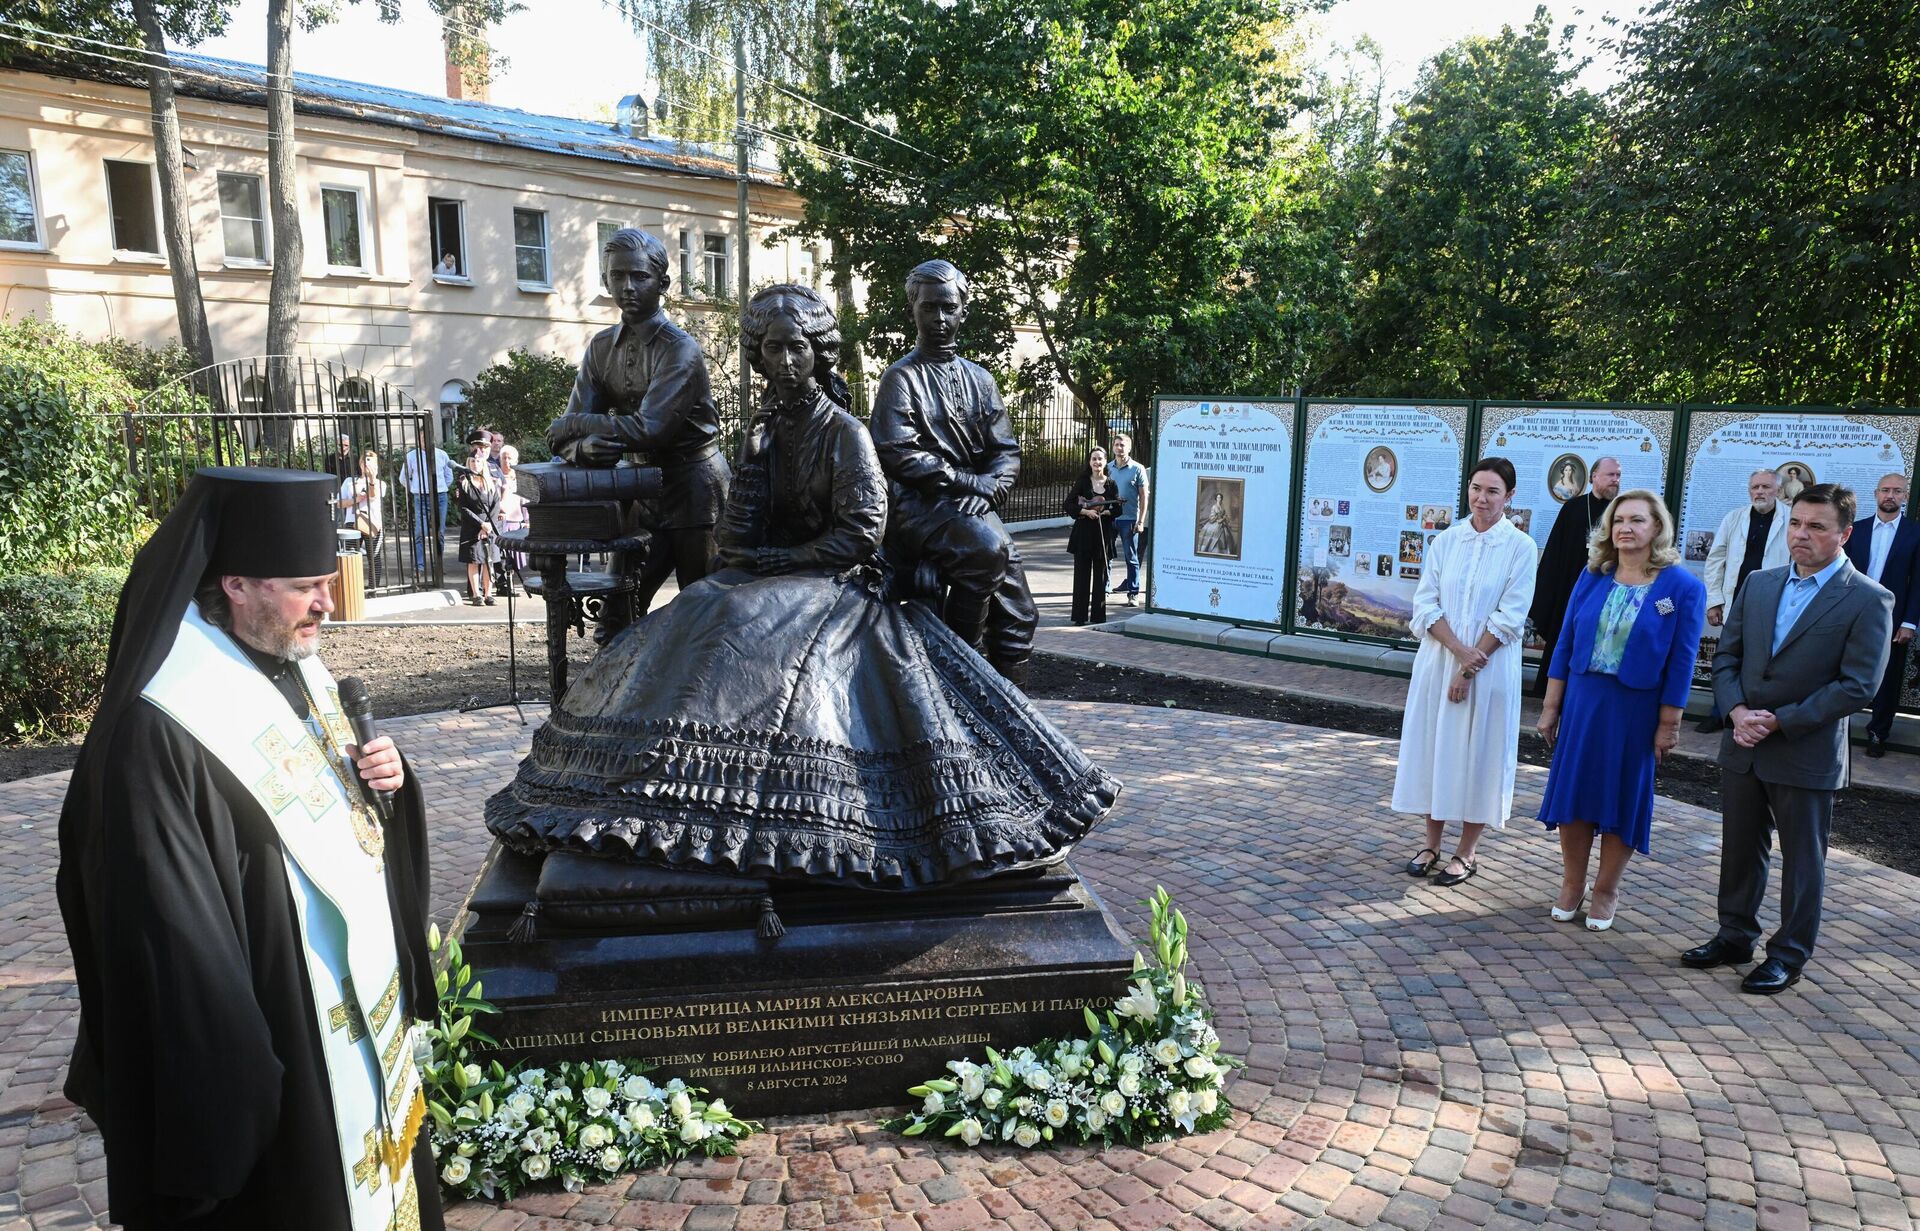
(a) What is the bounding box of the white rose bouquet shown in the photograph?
[420,927,758,1201]
[886,888,1238,1149]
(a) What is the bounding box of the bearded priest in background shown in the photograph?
[56,467,442,1231]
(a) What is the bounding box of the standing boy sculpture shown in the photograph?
[870,259,1038,687]
[547,228,729,620]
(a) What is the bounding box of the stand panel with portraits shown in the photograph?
[1294,401,1469,643]
[1675,408,1920,705]
[1474,405,1673,551]
[1677,410,1919,587]
[1146,397,1296,627]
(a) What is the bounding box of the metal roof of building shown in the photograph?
[152,52,781,186]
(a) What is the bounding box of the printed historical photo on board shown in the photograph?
[1548,453,1588,503]
[1364,446,1398,493]
[1194,476,1245,560]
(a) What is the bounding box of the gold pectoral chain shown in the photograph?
[292,675,387,865]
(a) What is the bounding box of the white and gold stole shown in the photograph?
[143,602,425,1231]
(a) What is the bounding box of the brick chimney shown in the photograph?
[443,3,490,102]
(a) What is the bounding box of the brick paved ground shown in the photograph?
[6,703,1920,1230]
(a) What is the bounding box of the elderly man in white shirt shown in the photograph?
[1843,473,1920,757]
[1697,469,1792,731]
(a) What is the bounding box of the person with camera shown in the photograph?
[1065,445,1121,625]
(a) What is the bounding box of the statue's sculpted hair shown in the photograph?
[743,284,848,407]
[603,227,669,280]
[904,258,970,307]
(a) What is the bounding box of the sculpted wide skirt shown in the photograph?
[485,566,1119,890]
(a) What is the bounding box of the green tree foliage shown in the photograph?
[612,0,831,146]
[456,349,577,461]
[0,568,124,741]
[1568,0,1920,405]
[1316,10,1601,399]
[786,0,1320,421]
[0,319,154,577]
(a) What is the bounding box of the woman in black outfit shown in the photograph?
[1065,446,1120,625]
[452,442,502,604]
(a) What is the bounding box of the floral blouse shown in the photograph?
[1587,579,1652,675]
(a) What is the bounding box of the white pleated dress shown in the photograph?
[1391,515,1538,826]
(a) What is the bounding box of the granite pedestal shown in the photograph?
[458,844,1135,1116]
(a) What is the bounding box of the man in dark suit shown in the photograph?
[1683,484,1892,994]
[1842,473,1920,757]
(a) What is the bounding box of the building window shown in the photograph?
[217,172,267,264]
[513,207,550,287]
[337,377,373,415]
[0,150,42,247]
[238,374,266,414]
[105,159,160,255]
[702,233,729,296]
[429,197,466,279]
[596,220,625,283]
[321,185,366,270]
[438,379,470,438]
[678,230,694,291]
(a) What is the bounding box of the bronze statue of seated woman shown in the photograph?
[486,285,1117,893]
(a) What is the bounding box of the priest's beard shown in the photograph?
[232,607,323,661]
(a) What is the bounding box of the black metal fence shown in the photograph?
[117,359,443,594]
[999,386,1152,524]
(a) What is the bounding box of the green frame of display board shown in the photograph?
[1141,393,1305,632]
[1285,397,1476,650]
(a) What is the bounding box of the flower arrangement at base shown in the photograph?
[884,887,1238,1148]
[420,926,757,1201]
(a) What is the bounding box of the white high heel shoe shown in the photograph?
[1585,891,1617,931]
[1551,886,1586,923]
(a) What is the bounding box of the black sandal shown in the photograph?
[1405,847,1441,877]
[1432,855,1478,886]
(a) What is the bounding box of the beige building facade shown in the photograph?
[0,54,820,429]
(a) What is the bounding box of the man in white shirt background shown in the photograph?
[400,426,454,575]
[1842,473,1920,757]
[1697,469,1792,732]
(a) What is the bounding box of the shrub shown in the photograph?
[457,349,578,461]
[0,318,153,574]
[0,568,123,742]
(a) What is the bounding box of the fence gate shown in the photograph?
[120,358,444,595]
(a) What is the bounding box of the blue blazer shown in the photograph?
[1844,515,1920,629]
[1549,565,1708,706]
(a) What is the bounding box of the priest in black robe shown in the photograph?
[57,468,443,1231]
[1526,456,1621,697]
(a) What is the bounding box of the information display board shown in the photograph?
[1294,402,1468,642]
[1677,411,1919,586]
[1147,397,1295,626]
[1476,405,1673,551]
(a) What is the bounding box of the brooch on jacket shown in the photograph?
[1654,597,1675,615]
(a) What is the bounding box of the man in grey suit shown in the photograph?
[1682,483,1893,994]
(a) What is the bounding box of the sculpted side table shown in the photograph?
[501,460,662,705]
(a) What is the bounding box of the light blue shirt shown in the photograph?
[1770,554,1846,654]
[1108,459,1148,521]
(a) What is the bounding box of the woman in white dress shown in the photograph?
[1393,457,1537,886]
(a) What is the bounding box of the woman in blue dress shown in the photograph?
[1536,490,1706,931]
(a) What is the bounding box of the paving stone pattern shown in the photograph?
[5,704,1920,1230]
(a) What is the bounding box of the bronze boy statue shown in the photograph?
[870,259,1037,686]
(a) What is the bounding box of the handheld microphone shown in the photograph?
[335,676,394,824]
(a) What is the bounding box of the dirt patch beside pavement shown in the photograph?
[7,624,1915,882]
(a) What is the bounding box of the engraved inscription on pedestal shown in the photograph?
[479,972,1122,1114]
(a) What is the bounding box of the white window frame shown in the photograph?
[216,171,270,267]
[0,148,44,250]
[513,206,551,291]
[595,219,626,293]
[319,183,371,274]
[701,231,729,298]
[678,230,695,293]
[104,158,164,260]
[429,196,469,284]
